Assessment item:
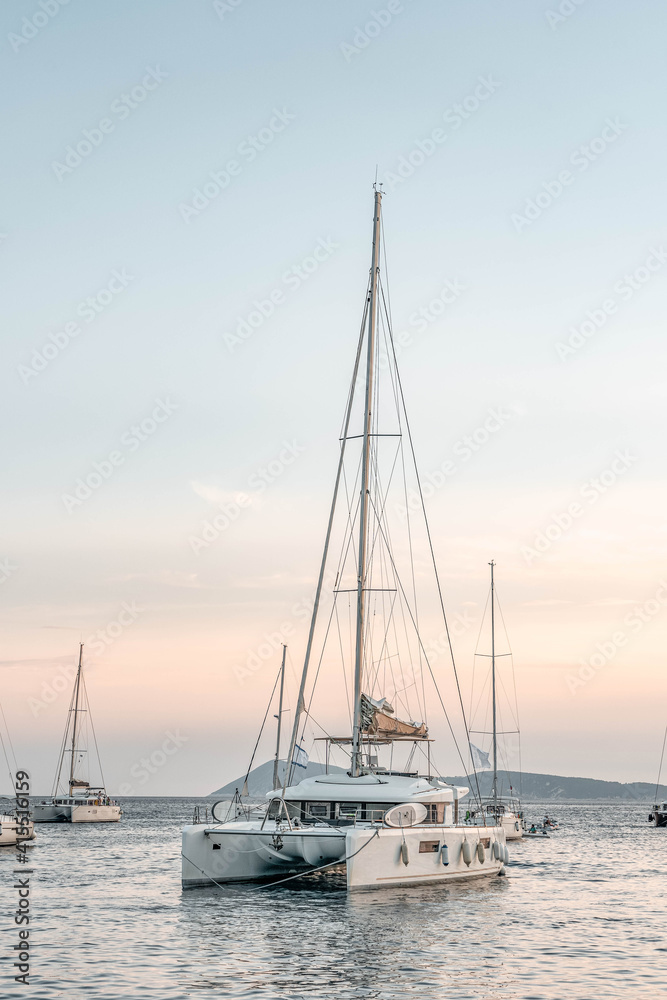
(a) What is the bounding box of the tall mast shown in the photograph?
[69,643,84,794]
[351,186,382,777]
[273,645,287,791]
[490,561,498,813]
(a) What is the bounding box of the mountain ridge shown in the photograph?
[211,760,667,802]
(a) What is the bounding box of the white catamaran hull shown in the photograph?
[33,803,71,823]
[0,815,36,845]
[33,801,121,823]
[182,822,507,890]
[71,804,121,823]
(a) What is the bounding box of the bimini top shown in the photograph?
[270,772,470,804]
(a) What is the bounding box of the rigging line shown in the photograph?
[242,661,283,792]
[496,669,520,733]
[0,700,17,772]
[471,588,492,721]
[300,712,353,764]
[333,600,352,721]
[368,592,399,698]
[655,725,667,800]
[382,309,484,810]
[495,585,522,735]
[378,277,426,723]
[299,591,341,753]
[53,678,77,797]
[250,828,381,891]
[365,493,479,797]
[0,732,14,790]
[285,281,370,791]
[81,672,106,791]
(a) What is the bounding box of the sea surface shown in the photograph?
[2,798,665,999]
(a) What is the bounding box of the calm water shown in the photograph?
[2,799,665,999]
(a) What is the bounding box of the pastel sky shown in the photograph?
[2,0,667,795]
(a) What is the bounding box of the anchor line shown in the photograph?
[180,828,381,892]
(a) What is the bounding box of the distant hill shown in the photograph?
[210,759,347,798]
[211,761,667,802]
[445,771,667,803]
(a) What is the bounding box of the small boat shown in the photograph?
[33,644,121,824]
[648,726,667,827]
[182,188,507,890]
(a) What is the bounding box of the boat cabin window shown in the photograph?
[419,841,440,853]
[338,802,361,817]
[305,803,331,820]
[267,799,300,821]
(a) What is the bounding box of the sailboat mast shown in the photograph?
[69,643,84,794]
[490,561,498,812]
[273,645,287,791]
[351,186,382,778]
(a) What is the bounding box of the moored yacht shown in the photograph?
[648,727,667,827]
[182,188,506,890]
[33,644,121,824]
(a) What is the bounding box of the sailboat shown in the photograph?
[648,726,667,827]
[0,701,36,845]
[182,188,508,890]
[33,644,121,824]
[468,561,523,841]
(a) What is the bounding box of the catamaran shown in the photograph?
[182,187,507,890]
[33,644,121,824]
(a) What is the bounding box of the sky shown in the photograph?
[1,0,667,795]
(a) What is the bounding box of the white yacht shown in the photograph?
[33,644,121,824]
[648,727,667,827]
[182,188,507,890]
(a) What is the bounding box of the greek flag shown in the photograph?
[470,743,491,770]
[292,744,309,769]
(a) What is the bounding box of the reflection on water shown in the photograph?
[2,800,665,999]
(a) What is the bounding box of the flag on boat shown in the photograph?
[292,744,309,769]
[470,743,491,770]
